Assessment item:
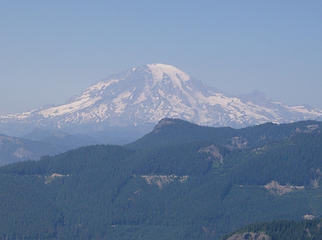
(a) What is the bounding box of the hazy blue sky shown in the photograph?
[0,0,321,114]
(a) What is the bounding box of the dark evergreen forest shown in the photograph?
[223,218,322,240]
[0,119,321,239]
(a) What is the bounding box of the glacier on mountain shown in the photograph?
[0,63,321,135]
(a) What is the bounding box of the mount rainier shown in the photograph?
[1,63,321,136]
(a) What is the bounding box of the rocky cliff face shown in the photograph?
[226,232,271,240]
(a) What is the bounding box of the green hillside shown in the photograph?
[0,119,321,239]
[223,218,322,240]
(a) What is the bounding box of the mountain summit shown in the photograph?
[1,63,321,135]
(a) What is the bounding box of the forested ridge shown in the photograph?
[223,218,322,240]
[0,119,321,239]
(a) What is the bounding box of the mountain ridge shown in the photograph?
[0,118,321,239]
[1,63,321,136]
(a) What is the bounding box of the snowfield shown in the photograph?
[1,63,321,132]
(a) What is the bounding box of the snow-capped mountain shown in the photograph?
[1,63,321,135]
